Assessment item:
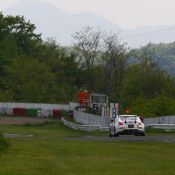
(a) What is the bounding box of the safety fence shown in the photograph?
[73,109,110,127]
[73,109,175,126]
[72,110,175,131]
[61,117,109,131]
[1,102,175,131]
[144,116,175,125]
[0,102,78,118]
[145,124,175,130]
[62,117,175,131]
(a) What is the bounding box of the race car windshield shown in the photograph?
[119,116,139,122]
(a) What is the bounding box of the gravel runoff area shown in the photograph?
[0,116,54,125]
[0,116,56,138]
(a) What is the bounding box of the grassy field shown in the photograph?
[0,121,175,175]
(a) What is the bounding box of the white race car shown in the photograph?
[109,115,145,137]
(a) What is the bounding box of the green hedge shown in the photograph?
[127,96,175,117]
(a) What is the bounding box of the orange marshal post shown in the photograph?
[78,90,89,108]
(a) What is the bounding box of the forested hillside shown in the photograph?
[130,42,175,75]
[1,13,175,117]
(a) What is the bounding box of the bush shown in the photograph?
[0,132,10,153]
[127,96,175,117]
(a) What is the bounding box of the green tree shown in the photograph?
[129,42,175,75]
[0,12,42,78]
[38,39,84,102]
[101,32,127,99]
[72,26,101,90]
[120,61,175,116]
[3,56,56,102]
[0,13,42,55]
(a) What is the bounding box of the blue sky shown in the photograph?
[1,0,175,29]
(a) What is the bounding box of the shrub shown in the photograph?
[0,132,10,153]
[127,96,175,117]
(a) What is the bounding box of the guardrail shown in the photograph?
[61,117,175,131]
[61,118,109,131]
[146,124,175,130]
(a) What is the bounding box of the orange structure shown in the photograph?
[78,90,89,107]
[125,108,129,115]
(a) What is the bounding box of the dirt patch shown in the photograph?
[3,133,34,138]
[0,116,55,125]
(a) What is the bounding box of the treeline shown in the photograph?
[130,42,175,75]
[1,13,175,117]
[0,13,82,103]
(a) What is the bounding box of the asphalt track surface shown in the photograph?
[4,134,175,143]
[65,135,175,143]
[4,133,175,143]
[3,132,175,143]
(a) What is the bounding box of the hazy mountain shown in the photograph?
[3,0,175,48]
[122,25,175,48]
[3,0,123,46]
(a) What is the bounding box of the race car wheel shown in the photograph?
[141,132,145,136]
[109,129,114,137]
[115,133,119,137]
[135,133,139,136]
[114,128,119,137]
